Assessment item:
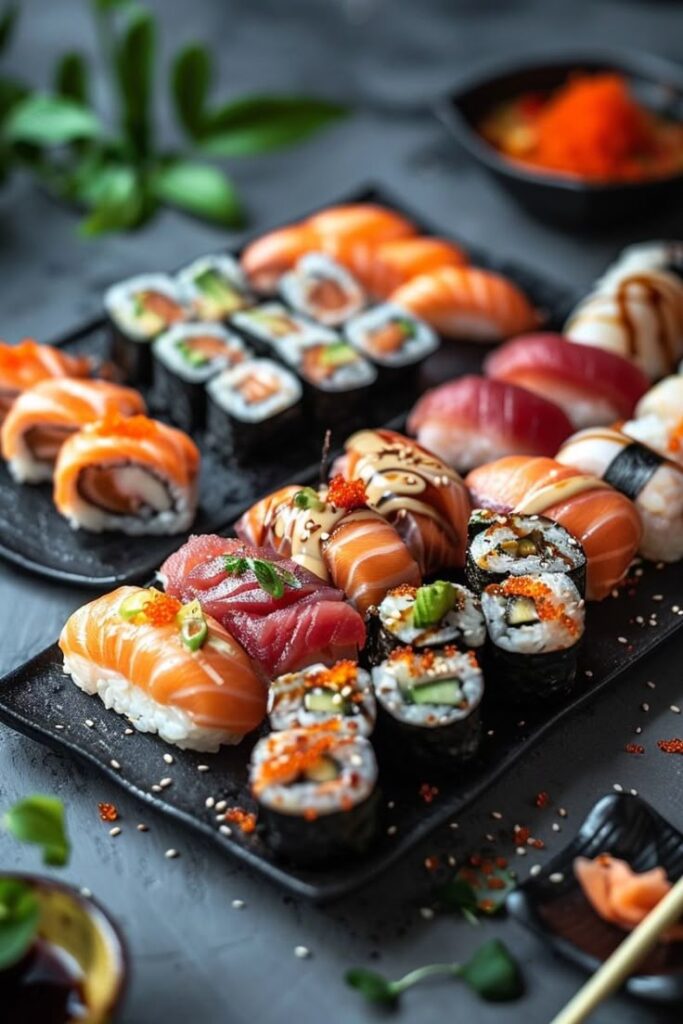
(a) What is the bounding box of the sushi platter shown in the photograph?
[1,188,682,901]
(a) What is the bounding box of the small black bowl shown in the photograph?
[507,793,683,1002]
[436,50,683,228]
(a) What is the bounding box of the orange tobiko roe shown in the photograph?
[533,74,654,180]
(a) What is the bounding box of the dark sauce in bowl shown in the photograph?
[0,938,88,1023]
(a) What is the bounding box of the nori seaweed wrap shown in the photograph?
[104,273,189,385]
[344,303,439,399]
[279,335,377,430]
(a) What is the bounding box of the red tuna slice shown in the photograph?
[160,535,280,593]
[485,333,650,427]
[225,599,366,677]
[186,561,343,614]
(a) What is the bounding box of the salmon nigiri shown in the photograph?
[575,854,683,942]
[390,266,540,341]
[241,223,320,294]
[235,481,421,614]
[465,455,642,600]
[332,428,471,574]
[0,339,93,424]
[54,413,200,535]
[1,378,145,483]
[59,585,267,750]
[366,237,469,298]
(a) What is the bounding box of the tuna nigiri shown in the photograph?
[235,482,421,614]
[0,339,92,424]
[465,455,642,600]
[332,428,471,573]
[485,333,650,428]
[160,536,366,677]
[359,236,468,297]
[575,854,683,941]
[389,266,540,341]
[59,585,267,750]
[1,378,145,483]
[408,375,573,474]
[54,413,200,535]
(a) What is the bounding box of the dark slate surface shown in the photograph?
[1,1,683,1021]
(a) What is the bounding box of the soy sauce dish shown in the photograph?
[437,51,683,227]
[0,875,127,1023]
[507,793,683,1002]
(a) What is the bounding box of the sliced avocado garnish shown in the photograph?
[304,687,351,715]
[320,342,357,368]
[194,267,235,301]
[406,678,463,706]
[304,754,340,784]
[412,580,457,630]
[119,590,150,621]
[176,341,209,368]
[396,317,417,340]
[506,596,538,626]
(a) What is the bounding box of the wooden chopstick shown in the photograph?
[550,873,683,1024]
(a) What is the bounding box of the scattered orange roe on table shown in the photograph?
[625,743,645,755]
[98,802,118,822]
[419,783,439,804]
[225,808,257,834]
[535,790,551,809]
[327,474,367,510]
[658,738,683,754]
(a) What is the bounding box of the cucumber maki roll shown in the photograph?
[481,573,585,704]
[177,253,253,321]
[279,335,377,429]
[466,511,586,596]
[249,726,379,864]
[279,253,365,327]
[231,302,335,356]
[104,273,189,385]
[206,358,302,459]
[365,581,485,667]
[152,324,251,432]
[268,660,376,737]
[371,646,484,770]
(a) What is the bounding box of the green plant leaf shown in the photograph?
[0,2,18,55]
[0,878,41,970]
[78,163,147,236]
[435,878,480,919]
[459,940,524,1002]
[114,6,155,158]
[4,94,101,145]
[55,52,89,104]
[151,160,243,226]
[0,75,28,121]
[199,95,347,157]
[345,968,398,1005]
[4,796,70,867]
[171,43,211,140]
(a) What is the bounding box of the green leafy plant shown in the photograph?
[435,859,516,924]
[0,795,70,970]
[0,0,346,235]
[346,939,524,1006]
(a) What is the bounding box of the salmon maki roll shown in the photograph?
[0,339,92,424]
[367,237,469,298]
[54,413,200,535]
[59,586,267,750]
[1,378,145,483]
[235,480,421,614]
[332,428,471,573]
[389,266,540,341]
[465,455,642,600]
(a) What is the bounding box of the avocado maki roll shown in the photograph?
[466,511,586,596]
[231,302,335,356]
[177,253,253,321]
[105,273,189,385]
[268,660,376,737]
[365,581,485,667]
[206,357,302,459]
[279,335,377,429]
[279,253,365,327]
[481,573,585,704]
[249,726,379,864]
[152,323,252,432]
[371,646,484,770]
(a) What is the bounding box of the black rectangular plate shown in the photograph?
[0,184,576,587]
[0,559,680,901]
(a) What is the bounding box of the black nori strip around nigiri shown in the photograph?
[603,441,663,501]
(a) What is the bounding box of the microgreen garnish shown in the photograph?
[346,939,523,1005]
[224,555,301,599]
[435,858,516,921]
[293,487,325,511]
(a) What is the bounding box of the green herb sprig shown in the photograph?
[293,486,325,511]
[224,555,302,599]
[0,0,346,235]
[346,939,523,1006]
[435,860,515,923]
[0,795,70,970]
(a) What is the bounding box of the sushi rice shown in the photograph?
[177,253,252,320]
[344,303,439,367]
[467,512,586,593]
[153,323,251,384]
[104,273,190,341]
[279,253,365,326]
[482,573,585,656]
[268,661,376,736]
[372,582,485,652]
[206,358,302,423]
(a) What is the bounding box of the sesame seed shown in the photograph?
[516,847,526,856]
[558,808,568,818]
[449,821,459,829]
[231,899,245,909]
[109,827,121,837]
[485,833,495,842]
[613,783,623,793]
[653,594,663,601]
[124,728,134,736]
[630,788,638,796]
[137,824,148,832]
[110,759,121,770]
[165,849,179,859]
[215,800,227,812]
[549,872,564,884]
[552,823,561,832]
[529,865,542,877]
[635,726,643,735]
[55,724,64,730]
[487,729,495,737]
[205,797,215,809]
[671,706,681,714]
[617,636,628,644]
[419,907,434,920]
[85,719,94,728]
[387,825,397,836]
[387,800,395,810]
[294,946,311,958]
[584,670,593,678]
[163,754,174,764]
[151,784,162,793]
[641,703,650,712]
[219,825,232,836]
[491,811,503,820]
[159,778,172,788]
[197,764,210,772]
[80,887,92,898]
[646,681,656,689]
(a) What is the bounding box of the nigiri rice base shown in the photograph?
[63,653,237,751]
[6,451,55,484]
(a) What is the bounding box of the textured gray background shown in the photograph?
[1,1,683,1021]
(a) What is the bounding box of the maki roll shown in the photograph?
[249,725,379,864]
[279,335,377,428]
[481,574,585,703]
[371,646,484,769]
[177,253,253,321]
[268,660,375,736]
[344,304,439,392]
[466,512,586,596]
[279,253,365,326]
[152,323,251,432]
[105,274,189,385]
[365,581,485,667]
[231,302,334,356]
[206,358,302,459]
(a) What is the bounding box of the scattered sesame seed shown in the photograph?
[613,783,623,793]
[449,821,459,829]
[516,847,526,856]
[491,811,503,820]
[110,759,121,770]
[387,825,398,836]
[646,681,656,689]
[80,887,92,898]
[630,788,638,796]
[529,865,542,877]
[159,777,172,788]
[653,594,663,602]
[671,706,681,714]
[447,855,457,867]
[387,800,395,810]
[635,726,643,735]
[151,784,162,793]
[85,719,94,728]
[109,827,121,837]
[137,824,148,832]
[205,797,215,809]
[487,729,495,737]
[124,728,134,736]
[419,907,434,920]
[617,636,628,644]
[165,849,179,859]
[558,808,568,818]
[231,899,245,909]
[163,754,174,764]
[55,724,64,731]
[215,800,227,812]
[641,703,650,712]
[219,825,232,836]
[635,616,644,624]
[549,872,564,884]
[584,670,593,679]
[197,764,210,772]
[552,823,561,832]
[294,946,311,958]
